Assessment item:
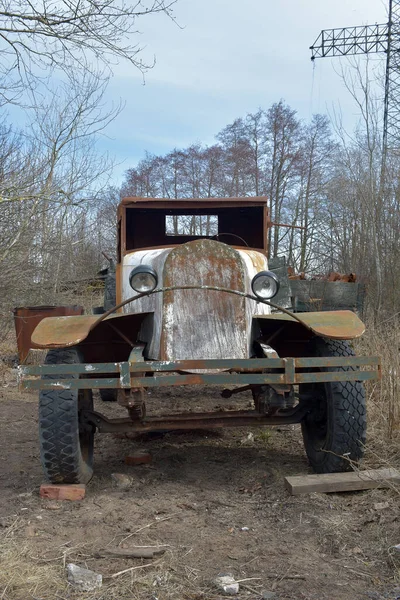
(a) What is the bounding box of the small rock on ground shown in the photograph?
[374,502,390,511]
[214,573,239,596]
[111,473,132,488]
[67,563,102,592]
[262,592,277,600]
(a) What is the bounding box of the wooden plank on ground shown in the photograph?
[285,468,400,495]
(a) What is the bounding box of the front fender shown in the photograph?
[255,310,365,340]
[31,312,152,349]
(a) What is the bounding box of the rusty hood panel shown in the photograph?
[162,239,248,361]
[31,312,151,348]
[256,310,365,340]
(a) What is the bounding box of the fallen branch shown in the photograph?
[96,546,167,559]
[265,573,306,580]
[110,563,154,579]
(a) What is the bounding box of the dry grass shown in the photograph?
[0,519,201,600]
[0,334,19,386]
[356,321,400,467]
[0,519,66,600]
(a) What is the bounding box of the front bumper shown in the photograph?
[19,354,381,391]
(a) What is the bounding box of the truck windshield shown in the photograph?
[165,215,218,236]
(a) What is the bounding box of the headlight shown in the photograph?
[251,271,280,300]
[129,265,158,293]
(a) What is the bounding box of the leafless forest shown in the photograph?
[1,60,399,342]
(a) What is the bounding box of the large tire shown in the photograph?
[300,338,366,474]
[39,347,94,484]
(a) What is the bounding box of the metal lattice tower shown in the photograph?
[310,0,400,151]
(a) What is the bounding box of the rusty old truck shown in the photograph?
[18,196,380,484]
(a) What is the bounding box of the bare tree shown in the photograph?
[217,118,252,197]
[244,109,267,196]
[0,0,176,103]
[266,101,301,258]
[326,61,387,313]
[287,114,336,272]
[0,72,119,322]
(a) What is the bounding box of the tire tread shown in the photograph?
[39,348,93,484]
[301,338,366,473]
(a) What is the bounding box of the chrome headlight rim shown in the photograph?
[251,270,280,300]
[129,265,158,293]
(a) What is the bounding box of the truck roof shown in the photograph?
[120,196,269,209]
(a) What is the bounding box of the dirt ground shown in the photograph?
[0,371,400,600]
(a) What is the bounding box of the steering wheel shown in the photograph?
[211,233,248,246]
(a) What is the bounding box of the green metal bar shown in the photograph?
[21,369,379,391]
[294,356,380,368]
[119,362,131,388]
[22,378,119,390]
[297,372,378,383]
[20,358,280,376]
[19,363,121,376]
[23,374,284,390]
[19,355,380,377]
[284,358,296,383]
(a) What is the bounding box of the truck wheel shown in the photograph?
[39,347,94,484]
[99,389,118,402]
[300,338,366,473]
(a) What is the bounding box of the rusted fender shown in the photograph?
[256,310,365,340]
[13,305,84,362]
[31,312,151,348]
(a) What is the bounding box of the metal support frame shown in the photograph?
[20,347,380,433]
[310,24,389,58]
[80,405,311,434]
[117,344,146,418]
[19,355,381,391]
[310,0,400,150]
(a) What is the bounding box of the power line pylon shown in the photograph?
[310,0,400,151]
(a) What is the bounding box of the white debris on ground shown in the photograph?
[67,563,102,591]
[214,573,240,595]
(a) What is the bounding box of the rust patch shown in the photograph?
[240,249,266,273]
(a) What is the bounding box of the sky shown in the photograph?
[98,0,388,184]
